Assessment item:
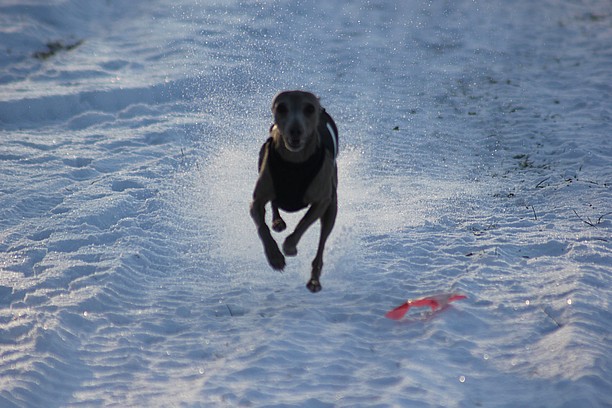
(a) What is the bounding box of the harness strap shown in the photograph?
[319,108,339,160]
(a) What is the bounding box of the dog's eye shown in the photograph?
[303,104,315,116]
[276,103,288,115]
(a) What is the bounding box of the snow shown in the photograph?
[1,0,610,407]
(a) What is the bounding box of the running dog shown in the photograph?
[250,90,338,292]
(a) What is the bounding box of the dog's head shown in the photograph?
[271,90,321,152]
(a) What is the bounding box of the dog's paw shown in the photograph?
[306,279,322,293]
[268,254,286,270]
[282,238,298,257]
[272,218,286,232]
[265,246,286,270]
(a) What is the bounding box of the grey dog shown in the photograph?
[250,90,338,292]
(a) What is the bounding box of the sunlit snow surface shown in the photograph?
[1,0,610,407]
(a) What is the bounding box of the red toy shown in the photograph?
[385,293,467,320]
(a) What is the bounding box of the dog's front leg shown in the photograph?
[250,199,286,270]
[271,202,287,232]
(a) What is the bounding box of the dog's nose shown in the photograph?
[289,124,302,139]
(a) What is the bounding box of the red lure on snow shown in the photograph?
[385,293,467,320]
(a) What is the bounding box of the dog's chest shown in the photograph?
[266,140,325,212]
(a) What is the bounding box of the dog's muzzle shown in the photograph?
[285,124,304,151]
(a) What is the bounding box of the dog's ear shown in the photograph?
[313,97,322,116]
[271,91,287,112]
[270,96,277,112]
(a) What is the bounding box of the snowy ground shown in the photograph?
[1,0,611,407]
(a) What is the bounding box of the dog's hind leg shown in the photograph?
[307,194,337,293]
[282,200,328,257]
[271,202,287,232]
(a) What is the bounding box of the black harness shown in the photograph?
[259,109,338,212]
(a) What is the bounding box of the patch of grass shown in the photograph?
[513,154,533,169]
[33,39,84,60]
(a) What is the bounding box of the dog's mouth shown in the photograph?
[284,138,303,152]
